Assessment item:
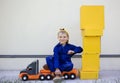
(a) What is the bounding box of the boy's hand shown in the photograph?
[55,68,61,75]
[68,50,75,55]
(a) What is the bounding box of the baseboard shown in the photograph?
[0,54,120,58]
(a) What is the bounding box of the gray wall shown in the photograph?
[0,0,120,70]
[0,0,120,55]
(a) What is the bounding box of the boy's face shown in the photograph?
[58,33,69,45]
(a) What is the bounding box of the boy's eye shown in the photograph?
[59,36,62,38]
[63,36,66,38]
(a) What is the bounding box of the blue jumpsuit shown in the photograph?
[46,43,83,72]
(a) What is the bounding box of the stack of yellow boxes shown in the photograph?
[80,6,105,79]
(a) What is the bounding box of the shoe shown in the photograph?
[53,76,63,83]
[43,64,49,70]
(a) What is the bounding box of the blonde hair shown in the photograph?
[57,28,69,43]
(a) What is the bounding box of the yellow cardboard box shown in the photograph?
[81,54,100,71]
[82,36,101,54]
[80,5,104,30]
[80,70,99,79]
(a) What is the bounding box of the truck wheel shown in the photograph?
[63,73,69,80]
[70,73,76,79]
[22,75,28,81]
[39,75,45,81]
[46,74,53,80]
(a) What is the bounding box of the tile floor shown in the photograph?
[0,70,120,83]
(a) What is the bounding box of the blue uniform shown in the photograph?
[46,43,83,72]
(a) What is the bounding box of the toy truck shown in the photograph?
[19,60,78,81]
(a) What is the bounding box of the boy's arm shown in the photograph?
[74,46,83,53]
[70,44,83,54]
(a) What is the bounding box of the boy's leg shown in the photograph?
[46,56,56,72]
[59,62,73,72]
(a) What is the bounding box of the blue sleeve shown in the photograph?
[70,44,83,54]
[53,46,59,69]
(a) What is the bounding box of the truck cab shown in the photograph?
[19,60,40,81]
[19,60,53,81]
